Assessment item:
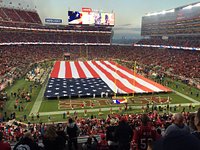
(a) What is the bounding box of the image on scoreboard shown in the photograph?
[101,13,115,26]
[82,12,94,25]
[68,11,82,24]
[68,10,115,26]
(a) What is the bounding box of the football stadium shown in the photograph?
[0,0,200,149]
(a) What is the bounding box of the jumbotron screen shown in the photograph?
[141,3,200,36]
[68,11,115,26]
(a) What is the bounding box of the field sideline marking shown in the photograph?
[38,102,200,116]
[29,79,49,116]
[37,90,200,116]
[30,81,200,116]
[172,90,199,103]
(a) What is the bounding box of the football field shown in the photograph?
[2,60,200,123]
[2,76,200,123]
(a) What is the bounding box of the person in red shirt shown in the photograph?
[98,134,109,150]
[133,114,158,150]
[0,131,11,150]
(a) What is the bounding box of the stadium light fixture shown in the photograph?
[145,11,160,16]
[145,13,154,16]
[183,5,193,10]
[154,12,160,15]
[167,9,175,13]
[149,12,160,16]
[145,13,151,16]
[161,10,166,14]
[145,8,175,16]
[193,3,200,7]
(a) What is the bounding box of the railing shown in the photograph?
[134,44,200,51]
[0,42,111,46]
[0,25,112,34]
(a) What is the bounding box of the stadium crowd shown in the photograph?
[0,108,200,150]
[0,5,200,150]
[137,36,200,48]
[0,45,200,91]
[0,45,64,91]
[87,45,200,78]
[0,29,111,44]
[0,2,198,83]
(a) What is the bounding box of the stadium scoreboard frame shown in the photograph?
[68,8,115,26]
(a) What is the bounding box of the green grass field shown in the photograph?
[3,79,41,121]
[2,73,200,123]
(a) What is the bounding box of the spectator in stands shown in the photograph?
[188,113,197,132]
[133,114,158,150]
[82,135,98,150]
[164,113,190,136]
[192,108,200,139]
[98,133,109,150]
[14,132,40,150]
[153,113,200,150]
[56,125,67,148]
[43,125,66,150]
[153,126,200,150]
[0,131,11,150]
[106,118,118,150]
[66,118,80,150]
[115,116,132,150]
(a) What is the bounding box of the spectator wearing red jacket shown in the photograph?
[133,114,158,150]
[0,131,11,150]
[98,134,109,150]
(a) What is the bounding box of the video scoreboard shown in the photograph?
[68,8,115,26]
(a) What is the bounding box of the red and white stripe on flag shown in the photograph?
[50,61,171,94]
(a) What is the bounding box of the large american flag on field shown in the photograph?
[44,61,171,98]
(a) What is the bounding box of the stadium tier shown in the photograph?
[136,36,200,48]
[141,2,200,36]
[0,29,111,44]
[1,45,200,92]
[0,6,112,45]
[139,2,200,49]
[0,7,42,26]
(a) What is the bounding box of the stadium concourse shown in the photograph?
[0,1,200,150]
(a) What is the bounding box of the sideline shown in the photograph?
[172,90,199,103]
[29,84,45,116]
[31,81,200,116]
[29,68,51,116]
[38,102,200,116]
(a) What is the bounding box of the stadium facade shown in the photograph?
[136,2,200,51]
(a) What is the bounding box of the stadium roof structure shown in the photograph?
[144,1,200,17]
[0,0,37,11]
[141,1,200,37]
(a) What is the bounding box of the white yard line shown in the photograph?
[172,90,199,103]
[29,69,51,116]
[39,107,121,116]
[29,86,45,116]
[38,102,200,116]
